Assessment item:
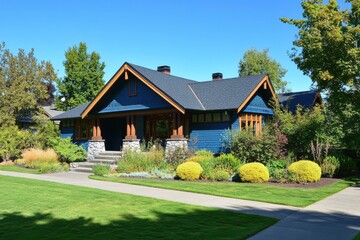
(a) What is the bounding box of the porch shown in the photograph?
[85,111,188,160]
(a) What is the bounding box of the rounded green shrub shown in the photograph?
[176,162,203,181]
[93,164,110,176]
[288,160,321,183]
[211,169,230,181]
[321,156,340,178]
[195,149,214,157]
[239,162,269,183]
[214,154,240,173]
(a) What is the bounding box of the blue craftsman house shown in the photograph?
[53,63,276,159]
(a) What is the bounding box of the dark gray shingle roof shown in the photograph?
[189,74,267,110]
[129,63,204,110]
[51,102,90,120]
[278,90,319,112]
[53,63,269,119]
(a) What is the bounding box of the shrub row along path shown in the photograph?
[0,170,359,239]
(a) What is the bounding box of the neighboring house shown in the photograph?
[17,106,64,129]
[278,90,323,113]
[52,62,276,158]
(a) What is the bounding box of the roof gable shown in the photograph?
[92,76,172,114]
[189,74,276,112]
[278,90,321,112]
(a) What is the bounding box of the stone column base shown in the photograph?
[165,138,188,159]
[122,139,141,152]
[88,140,105,160]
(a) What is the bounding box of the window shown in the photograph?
[75,119,93,140]
[61,119,74,128]
[191,112,230,123]
[239,113,262,136]
[128,78,137,96]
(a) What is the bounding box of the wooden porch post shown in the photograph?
[92,118,102,140]
[177,113,184,138]
[171,112,178,138]
[125,115,137,139]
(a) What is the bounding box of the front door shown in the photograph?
[101,118,126,151]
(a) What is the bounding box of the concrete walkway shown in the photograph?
[0,170,359,239]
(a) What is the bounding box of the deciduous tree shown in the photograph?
[0,43,57,126]
[239,49,288,92]
[281,0,360,150]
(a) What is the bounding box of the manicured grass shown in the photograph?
[90,176,355,207]
[354,232,360,240]
[0,175,277,240]
[0,165,40,174]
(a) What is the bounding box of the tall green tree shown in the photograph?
[0,43,57,126]
[56,42,105,110]
[239,48,288,92]
[281,0,360,150]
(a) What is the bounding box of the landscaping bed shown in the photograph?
[90,175,355,207]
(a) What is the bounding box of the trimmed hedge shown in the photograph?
[239,162,269,183]
[288,160,321,183]
[176,162,203,181]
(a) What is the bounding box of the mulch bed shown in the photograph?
[265,178,341,188]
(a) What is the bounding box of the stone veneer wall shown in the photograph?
[87,140,105,160]
[165,138,188,158]
[122,139,141,152]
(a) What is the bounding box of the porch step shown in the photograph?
[71,167,93,173]
[94,155,120,161]
[88,159,117,165]
[98,151,123,156]
[70,151,122,173]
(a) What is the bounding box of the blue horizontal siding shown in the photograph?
[243,94,273,115]
[96,78,172,114]
[74,140,89,152]
[60,127,74,139]
[189,122,231,154]
[60,126,88,151]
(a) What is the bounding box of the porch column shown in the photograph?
[125,115,137,140]
[92,118,102,140]
[171,112,184,139]
[88,118,105,160]
[166,112,187,159]
[123,115,140,152]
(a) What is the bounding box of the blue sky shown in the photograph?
[0,0,349,91]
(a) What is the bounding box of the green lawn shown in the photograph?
[0,175,276,240]
[90,176,355,207]
[0,165,40,174]
[354,232,360,240]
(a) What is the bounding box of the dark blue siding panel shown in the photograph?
[189,122,231,154]
[60,127,74,139]
[243,94,273,115]
[97,79,172,114]
[230,112,239,130]
[74,140,89,151]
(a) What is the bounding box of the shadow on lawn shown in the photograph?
[0,209,276,240]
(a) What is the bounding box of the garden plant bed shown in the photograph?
[90,175,356,207]
[0,175,277,240]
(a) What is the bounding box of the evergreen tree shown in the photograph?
[56,42,105,110]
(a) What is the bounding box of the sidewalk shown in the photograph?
[0,170,359,239]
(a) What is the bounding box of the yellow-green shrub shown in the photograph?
[176,162,203,181]
[239,162,269,183]
[288,160,321,183]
